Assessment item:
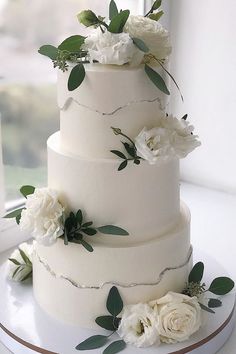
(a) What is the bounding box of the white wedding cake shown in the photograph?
[33,63,193,327]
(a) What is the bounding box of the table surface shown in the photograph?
[1,182,236,354]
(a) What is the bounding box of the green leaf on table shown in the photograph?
[8,258,21,266]
[199,302,215,314]
[76,210,83,225]
[208,298,222,308]
[76,335,108,350]
[118,160,128,171]
[82,228,97,236]
[132,38,149,53]
[4,208,25,220]
[149,11,164,22]
[19,249,32,265]
[68,63,86,91]
[109,0,119,20]
[20,185,35,198]
[80,239,94,253]
[103,340,126,354]
[58,35,85,52]
[106,286,123,317]
[122,142,136,158]
[145,64,170,95]
[208,277,235,295]
[108,10,130,33]
[110,150,126,159]
[188,262,204,283]
[98,225,129,236]
[82,221,93,228]
[152,0,162,11]
[38,45,58,60]
[95,315,120,331]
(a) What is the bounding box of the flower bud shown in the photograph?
[77,10,99,27]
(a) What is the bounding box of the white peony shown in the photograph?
[20,188,64,246]
[150,292,201,344]
[124,15,172,60]
[83,28,144,66]
[135,115,201,163]
[8,242,33,282]
[117,303,160,348]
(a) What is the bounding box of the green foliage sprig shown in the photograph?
[183,262,234,313]
[76,287,126,354]
[4,185,35,224]
[110,127,142,171]
[145,0,164,21]
[9,247,33,282]
[64,210,129,253]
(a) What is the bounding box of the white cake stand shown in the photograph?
[0,250,235,354]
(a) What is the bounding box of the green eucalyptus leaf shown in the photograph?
[95,315,120,331]
[8,258,21,266]
[12,266,21,279]
[106,286,123,317]
[4,208,24,220]
[19,249,32,265]
[145,64,170,95]
[188,262,204,283]
[208,277,235,295]
[76,335,108,350]
[38,45,58,60]
[103,340,126,354]
[199,302,215,314]
[152,0,162,11]
[58,35,85,52]
[80,239,94,253]
[110,150,126,159]
[21,271,33,282]
[182,114,188,121]
[98,225,129,236]
[76,210,83,225]
[82,221,93,228]
[208,298,222,308]
[68,63,86,91]
[132,38,149,53]
[20,185,35,198]
[118,160,128,171]
[64,229,69,246]
[122,142,136,158]
[16,213,22,225]
[108,10,130,34]
[109,0,119,20]
[149,11,164,22]
[82,228,97,236]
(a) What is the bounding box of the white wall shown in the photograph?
[169,0,236,193]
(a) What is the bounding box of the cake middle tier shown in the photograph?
[48,132,180,245]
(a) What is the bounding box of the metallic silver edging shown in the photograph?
[35,246,192,290]
[59,96,166,115]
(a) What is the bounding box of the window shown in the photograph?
[0,0,146,209]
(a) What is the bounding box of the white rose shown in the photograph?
[117,303,160,348]
[135,126,172,164]
[150,292,201,343]
[160,115,201,158]
[20,188,64,246]
[124,15,171,60]
[135,115,201,163]
[8,242,33,282]
[83,28,144,66]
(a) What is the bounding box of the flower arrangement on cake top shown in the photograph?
[38,0,181,97]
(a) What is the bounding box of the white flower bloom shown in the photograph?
[150,292,201,344]
[135,115,201,163]
[8,243,33,282]
[20,188,64,246]
[117,303,160,348]
[124,15,172,60]
[83,28,144,66]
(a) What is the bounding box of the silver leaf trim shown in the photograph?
[59,96,166,116]
[35,246,192,290]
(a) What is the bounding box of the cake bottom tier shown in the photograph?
[33,204,192,328]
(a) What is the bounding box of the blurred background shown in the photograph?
[0,0,236,208]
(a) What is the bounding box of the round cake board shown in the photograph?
[0,249,235,354]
